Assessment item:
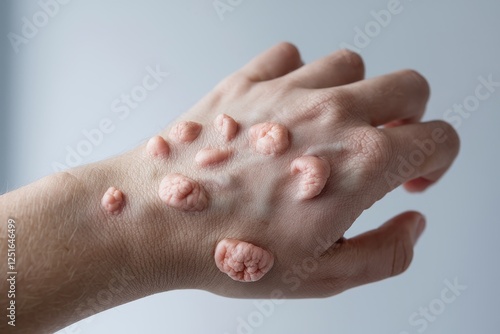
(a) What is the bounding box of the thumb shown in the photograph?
[336,211,426,289]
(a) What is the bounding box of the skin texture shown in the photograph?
[158,173,209,211]
[215,114,239,141]
[0,43,460,333]
[215,239,274,282]
[291,156,331,200]
[169,121,202,143]
[195,148,232,167]
[101,186,124,214]
[248,122,290,156]
[146,135,170,157]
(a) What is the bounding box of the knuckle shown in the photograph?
[390,235,414,277]
[329,88,359,112]
[318,276,350,298]
[303,90,355,124]
[277,42,301,63]
[345,128,393,198]
[301,91,334,117]
[278,75,302,90]
[337,49,365,73]
[352,128,392,176]
[402,69,431,100]
[435,121,460,158]
[317,241,365,295]
[213,74,252,96]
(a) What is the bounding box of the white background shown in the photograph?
[1,1,499,333]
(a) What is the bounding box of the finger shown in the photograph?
[403,177,437,193]
[284,49,365,89]
[332,211,425,288]
[336,69,430,126]
[239,42,303,82]
[382,120,460,192]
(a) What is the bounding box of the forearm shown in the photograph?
[0,150,179,333]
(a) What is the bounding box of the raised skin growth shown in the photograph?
[101,187,124,214]
[158,173,208,211]
[195,148,231,167]
[214,239,274,282]
[291,156,331,200]
[146,135,170,157]
[214,114,238,141]
[169,121,202,143]
[248,122,289,156]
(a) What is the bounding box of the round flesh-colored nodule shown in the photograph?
[291,156,331,200]
[195,148,231,167]
[214,114,238,141]
[101,186,124,214]
[248,122,289,156]
[158,173,208,211]
[169,121,202,143]
[214,239,274,282]
[146,135,170,157]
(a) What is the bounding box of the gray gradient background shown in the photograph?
[1,1,499,333]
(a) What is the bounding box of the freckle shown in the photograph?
[158,173,208,212]
[215,114,238,141]
[101,187,125,214]
[146,135,170,157]
[195,148,231,167]
[169,121,202,143]
[248,122,289,156]
[214,239,274,282]
[291,156,331,200]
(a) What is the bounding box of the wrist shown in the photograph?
[67,147,203,295]
[1,167,146,332]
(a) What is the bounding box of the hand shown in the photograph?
[0,42,460,333]
[121,42,459,298]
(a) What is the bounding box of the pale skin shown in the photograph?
[0,42,459,333]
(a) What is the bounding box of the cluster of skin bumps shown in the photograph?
[100,115,331,282]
